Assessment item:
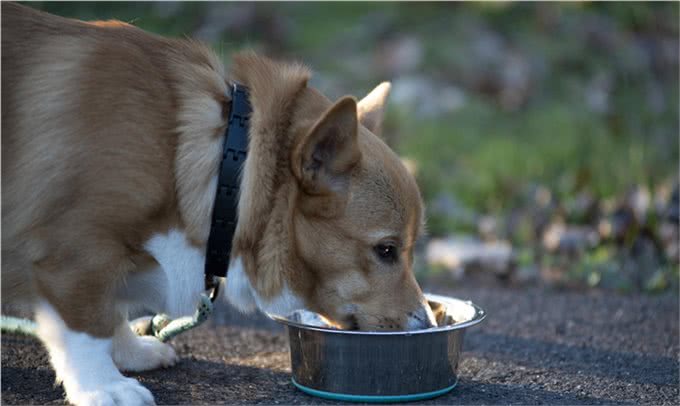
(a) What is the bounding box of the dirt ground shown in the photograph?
[2,281,678,405]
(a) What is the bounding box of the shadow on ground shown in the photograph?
[2,284,678,405]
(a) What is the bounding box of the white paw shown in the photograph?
[67,376,154,406]
[113,334,178,372]
[34,301,157,406]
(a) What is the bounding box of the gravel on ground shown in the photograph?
[2,282,678,405]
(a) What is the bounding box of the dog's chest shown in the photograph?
[142,229,206,318]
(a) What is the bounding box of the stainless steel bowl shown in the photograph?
[267,294,486,402]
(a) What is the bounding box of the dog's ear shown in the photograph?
[292,96,361,215]
[358,82,391,136]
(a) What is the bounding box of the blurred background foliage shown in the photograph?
[28,2,679,293]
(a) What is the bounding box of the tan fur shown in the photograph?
[228,52,311,298]
[2,3,218,336]
[2,2,431,337]
[357,82,391,136]
[228,67,430,329]
[287,93,430,329]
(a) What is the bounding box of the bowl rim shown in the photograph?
[265,293,486,336]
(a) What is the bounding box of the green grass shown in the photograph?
[395,94,677,218]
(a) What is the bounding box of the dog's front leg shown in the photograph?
[35,300,156,406]
[111,316,178,372]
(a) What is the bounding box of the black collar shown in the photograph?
[204,83,251,299]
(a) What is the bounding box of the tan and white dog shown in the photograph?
[2,3,436,405]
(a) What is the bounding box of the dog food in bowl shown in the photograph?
[287,298,462,330]
[268,294,485,403]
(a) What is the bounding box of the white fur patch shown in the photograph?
[112,321,178,372]
[35,301,155,406]
[223,257,257,313]
[144,228,205,318]
[223,256,305,317]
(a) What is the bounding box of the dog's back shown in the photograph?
[1,3,194,303]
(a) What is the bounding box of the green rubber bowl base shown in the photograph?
[292,378,457,403]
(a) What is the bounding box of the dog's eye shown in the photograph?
[373,243,398,264]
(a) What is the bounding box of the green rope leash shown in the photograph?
[1,294,214,343]
[131,294,214,342]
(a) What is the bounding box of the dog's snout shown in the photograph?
[406,304,437,330]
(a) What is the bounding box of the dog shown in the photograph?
[1,3,436,405]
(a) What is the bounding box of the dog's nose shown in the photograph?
[406,304,437,330]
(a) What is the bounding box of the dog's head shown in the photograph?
[226,54,435,331]
[284,84,436,331]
